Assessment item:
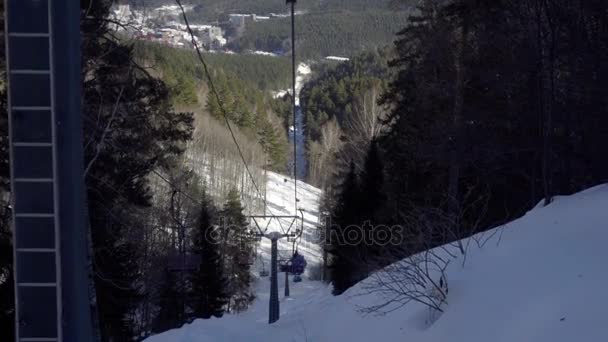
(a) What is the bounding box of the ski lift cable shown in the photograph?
[85,128,284,242]
[175,0,266,208]
[288,0,299,215]
[83,122,211,212]
[85,133,235,222]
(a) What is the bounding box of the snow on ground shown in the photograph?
[251,51,280,57]
[272,63,311,105]
[253,171,324,278]
[325,56,350,62]
[146,184,608,342]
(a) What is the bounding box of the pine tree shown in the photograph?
[329,162,363,295]
[205,89,222,120]
[81,1,194,340]
[152,269,185,334]
[359,140,385,223]
[219,189,254,312]
[190,191,227,319]
[258,118,288,171]
[358,140,387,265]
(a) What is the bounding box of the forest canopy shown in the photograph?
[231,10,411,60]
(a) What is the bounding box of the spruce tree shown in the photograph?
[359,140,385,223]
[190,192,227,319]
[219,189,254,312]
[152,269,185,334]
[359,140,387,265]
[329,162,363,295]
[81,1,193,340]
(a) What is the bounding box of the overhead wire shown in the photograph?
[86,118,283,235]
[175,0,265,204]
[91,1,305,242]
[289,0,299,214]
[288,0,303,252]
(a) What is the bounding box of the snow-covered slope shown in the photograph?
[145,184,608,342]
[254,171,324,277]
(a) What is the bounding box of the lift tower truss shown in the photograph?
[5,0,94,341]
[249,211,304,324]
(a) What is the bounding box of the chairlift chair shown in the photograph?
[259,261,269,277]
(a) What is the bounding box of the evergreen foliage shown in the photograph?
[134,42,290,171]
[322,0,608,294]
[329,143,387,293]
[152,269,187,333]
[301,49,392,142]
[134,41,291,94]
[328,162,364,295]
[128,0,414,21]
[190,191,228,319]
[219,189,255,312]
[232,10,411,60]
[359,140,386,228]
[82,1,194,340]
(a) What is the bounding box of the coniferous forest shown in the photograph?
[230,10,412,60]
[310,0,608,294]
[1,0,608,341]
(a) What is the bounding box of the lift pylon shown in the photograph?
[248,210,304,324]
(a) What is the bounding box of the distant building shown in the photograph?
[211,37,227,50]
[229,14,247,28]
[199,26,225,49]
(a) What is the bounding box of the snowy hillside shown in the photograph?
[145,184,608,342]
[254,171,324,277]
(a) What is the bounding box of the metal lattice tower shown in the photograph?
[6,0,94,341]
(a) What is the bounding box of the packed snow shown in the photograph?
[325,56,350,62]
[251,51,280,57]
[272,63,312,106]
[145,183,608,342]
[253,171,324,278]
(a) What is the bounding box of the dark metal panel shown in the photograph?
[9,74,51,107]
[13,146,53,178]
[8,36,51,70]
[13,182,54,214]
[11,109,53,143]
[6,0,59,341]
[17,286,58,338]
[51,0,96,339]
[6,0,49,33]
[15,217,55,249]
[16,252,56,283]
[269,238,280,324]
[7,0,96,340]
